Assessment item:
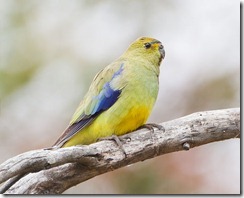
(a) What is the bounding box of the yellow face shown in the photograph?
[126,37,165,66]
[138,37,165,58]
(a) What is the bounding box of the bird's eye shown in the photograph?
[144,43,151,49]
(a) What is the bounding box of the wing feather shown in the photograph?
[53,63,124,147]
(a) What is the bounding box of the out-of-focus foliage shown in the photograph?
[0,0,239,194]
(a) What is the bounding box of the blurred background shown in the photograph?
[0,0,240,194]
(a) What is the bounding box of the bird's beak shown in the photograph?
[159,44,165,59]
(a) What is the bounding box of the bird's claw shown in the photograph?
[97,135,127,157]
[140,123,164,132]
[139,123,165,140]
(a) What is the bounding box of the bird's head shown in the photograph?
[123,37,165,67]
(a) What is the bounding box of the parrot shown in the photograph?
[53,37,165,148]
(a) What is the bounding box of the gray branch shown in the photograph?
[0,108,240,194]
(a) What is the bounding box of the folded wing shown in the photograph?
[53,63,124,147]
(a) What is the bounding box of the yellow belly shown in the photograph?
[63,104,151,147]
[109,105,150,136]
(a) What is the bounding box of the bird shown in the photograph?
[53,37,165,148]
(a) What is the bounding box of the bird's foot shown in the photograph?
[140,123,164,132]
[139,123,165,156]
[98,135,127,157]
[139,123,165,139]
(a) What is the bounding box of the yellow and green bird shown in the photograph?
[53,37,165,148]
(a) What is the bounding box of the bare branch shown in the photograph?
[0,108,240,194]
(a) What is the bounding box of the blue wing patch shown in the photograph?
[91,82,121,115]
[91,63,124,115]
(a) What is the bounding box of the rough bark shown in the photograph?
[0,108,240,194]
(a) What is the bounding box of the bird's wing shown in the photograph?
[53,62,125,147]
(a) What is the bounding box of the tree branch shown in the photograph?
[0,108,240,194]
